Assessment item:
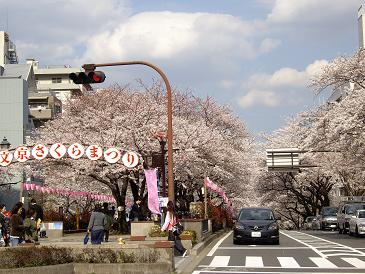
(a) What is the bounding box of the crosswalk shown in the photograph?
[281,230,365,257]
[199,255,365,269]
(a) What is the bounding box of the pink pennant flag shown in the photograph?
[35,185,41,192]
[144,169,160,215]
[41,187,45,193]
[25,183,30,191]
[30,184,35,190]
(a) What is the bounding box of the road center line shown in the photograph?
[207,231,232,256]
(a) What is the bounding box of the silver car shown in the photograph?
[349,209,365,236]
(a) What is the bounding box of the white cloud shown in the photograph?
[239,59,328,108]
[79,11,278,63]
[267,0,359,24]
[239,89,280,108]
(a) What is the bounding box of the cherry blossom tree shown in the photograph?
[30,82,257,231]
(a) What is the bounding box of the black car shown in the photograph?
[233,208,280,245]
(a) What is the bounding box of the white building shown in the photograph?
[359,5,365,48]
[0,31,18,66]
[26,59,91,105]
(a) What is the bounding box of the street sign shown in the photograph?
[266,148,300,172]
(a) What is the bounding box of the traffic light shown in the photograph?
[69,71,106,84]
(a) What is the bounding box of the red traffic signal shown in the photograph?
[69,71,106,84]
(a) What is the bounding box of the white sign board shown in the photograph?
[266,148,300,172]
[158,197,169,207]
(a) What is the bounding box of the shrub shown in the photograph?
[0,246,162,269]
[180,230,197,246]
[148,224,168,237]
[0,246,73,268]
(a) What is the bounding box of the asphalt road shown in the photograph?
[192,229,365,274]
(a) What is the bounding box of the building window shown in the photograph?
[52,77,62,83]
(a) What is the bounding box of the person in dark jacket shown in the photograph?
[130,198,144,221]
[0,204,9,246]
[10,203,25,247]
[29,199,43,221]
[87,204,107,245]
[102,203,113,242]
[24,208,37,243]
[29,198,44,238]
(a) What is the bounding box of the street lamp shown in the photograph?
[0,137,11,150]
[82,61,175,202]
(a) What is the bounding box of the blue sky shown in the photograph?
[0,0,361,134]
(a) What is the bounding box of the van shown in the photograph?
[337,202,365,234]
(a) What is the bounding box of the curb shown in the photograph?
[175,229,229,273]
[190,229,226,256]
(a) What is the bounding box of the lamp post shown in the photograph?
[82,61,175,202]
[0,137,11,150]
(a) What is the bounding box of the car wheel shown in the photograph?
[233,239,239,245]
[272,238,280,245]
[349,228,353,236]
[342,224,347,234]
[355,225,359,237]
[339,226,343,234]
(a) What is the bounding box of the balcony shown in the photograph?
[29,108,52,120]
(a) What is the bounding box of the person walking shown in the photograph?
[130,198,144,221]
[102,203,113,242]
[87,204,107,245]
[29,198,44,238]
[23,208,38,243]
[161,201,187,257]
[10,203,25,247]
[0,204,9,246]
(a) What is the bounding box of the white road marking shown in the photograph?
[282,230,365,257]
[245,256,264,267]
[277,257,300,268]
[280,231,325,258]
[342,257,365,268]
[218,246,309,250]
[310,257,337,268]
[207,231,232,256]
[209,256,230,267]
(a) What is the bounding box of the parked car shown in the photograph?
[233,208,280,245]
[303,216,316,230]
[319,207,338,230]
[337,202,365,234]
[349,209,365,236]
[312,216,321,230]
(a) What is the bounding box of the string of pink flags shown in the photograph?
[22,183,116,203]
[204,177,234,216]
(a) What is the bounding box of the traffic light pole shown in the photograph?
[82,61,175,203]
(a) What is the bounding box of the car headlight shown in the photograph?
[235,224,245,230]
[268,223,278,230]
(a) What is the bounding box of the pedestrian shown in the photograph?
[0,204,9,246]
[29,198,44,238]
[23,208,37,243]
[102,203,113,242]
[87,204,107,245]
[161,201,187,257]
[130,198,144,221]
[10,203,25,247]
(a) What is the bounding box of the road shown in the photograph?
[192,230,365,274]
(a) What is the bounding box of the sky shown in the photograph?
[0,0,361,134]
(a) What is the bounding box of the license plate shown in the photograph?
[251,232,261,237]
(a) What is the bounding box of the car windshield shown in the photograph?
[239,209,274,221]
[322,207,337,216]
[306,217,314,222]
[346,204,365,214]
[358,211,365,218]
